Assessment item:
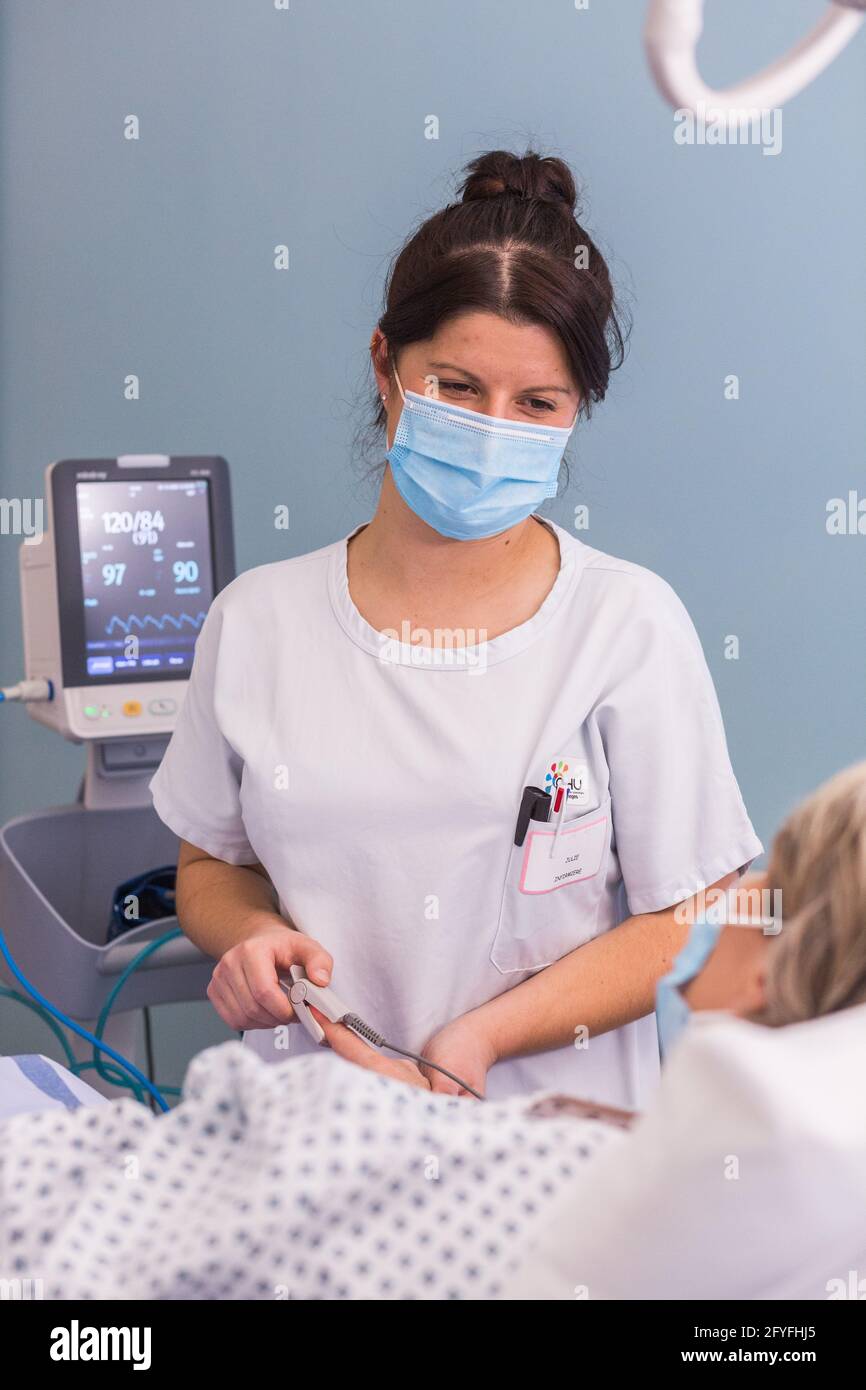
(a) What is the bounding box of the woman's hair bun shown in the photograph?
[459,148,578,214]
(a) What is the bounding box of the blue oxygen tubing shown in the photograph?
[0,924,177,1113]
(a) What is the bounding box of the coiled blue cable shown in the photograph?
[91,930,183,1100]
[0,925,171,1113]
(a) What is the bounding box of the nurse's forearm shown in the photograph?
[472,903,694,1061]
[176,847,282,960]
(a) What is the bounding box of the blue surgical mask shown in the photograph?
[386,366,578,541]
[655,914,723,1061]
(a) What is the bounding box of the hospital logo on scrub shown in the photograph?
[545,759,590,807]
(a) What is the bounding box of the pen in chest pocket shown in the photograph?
[550,781,572,858]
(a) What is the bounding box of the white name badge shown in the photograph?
[519,812,609,895]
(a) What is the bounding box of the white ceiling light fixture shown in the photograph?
[645,0,865,119]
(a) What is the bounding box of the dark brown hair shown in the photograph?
[372,148,627,435]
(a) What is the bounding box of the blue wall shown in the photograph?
[1,0,863,1072]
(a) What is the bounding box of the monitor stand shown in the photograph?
[84,736,170,810]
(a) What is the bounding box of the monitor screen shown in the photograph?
[74,478,215,681]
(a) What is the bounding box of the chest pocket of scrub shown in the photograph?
[491,794,612,974]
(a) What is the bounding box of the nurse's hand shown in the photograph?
[420,1015,498,1098]
[207,915,334,1031]
[316,1013,432,1090]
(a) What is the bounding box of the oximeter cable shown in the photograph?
[342,1014,485,1101]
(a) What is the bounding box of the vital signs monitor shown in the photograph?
[19,455,234,744]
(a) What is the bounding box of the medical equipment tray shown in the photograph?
[0,802,210,1018]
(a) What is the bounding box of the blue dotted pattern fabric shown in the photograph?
[0,1042,618,1300]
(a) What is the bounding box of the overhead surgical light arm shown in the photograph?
[644,0,865,118]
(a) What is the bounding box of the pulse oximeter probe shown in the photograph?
[281,965,485,1101]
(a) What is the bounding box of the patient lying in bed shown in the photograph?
[1,762,864,1300]
[0,1042,629,1300]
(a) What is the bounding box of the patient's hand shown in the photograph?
[314,1011,432,1090]
[525,1094,636,1129]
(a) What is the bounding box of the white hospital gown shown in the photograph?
[505,1005,866,1300]
[0,1043,621,1301]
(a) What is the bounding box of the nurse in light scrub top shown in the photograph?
[150,149,762,1109]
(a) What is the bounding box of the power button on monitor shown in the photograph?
[148,698,177,716]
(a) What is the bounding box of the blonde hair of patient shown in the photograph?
[758,760,866,1026]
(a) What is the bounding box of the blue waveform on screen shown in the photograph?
[104,611,207,637]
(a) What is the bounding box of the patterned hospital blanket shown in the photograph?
[0,1042,622,1300]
